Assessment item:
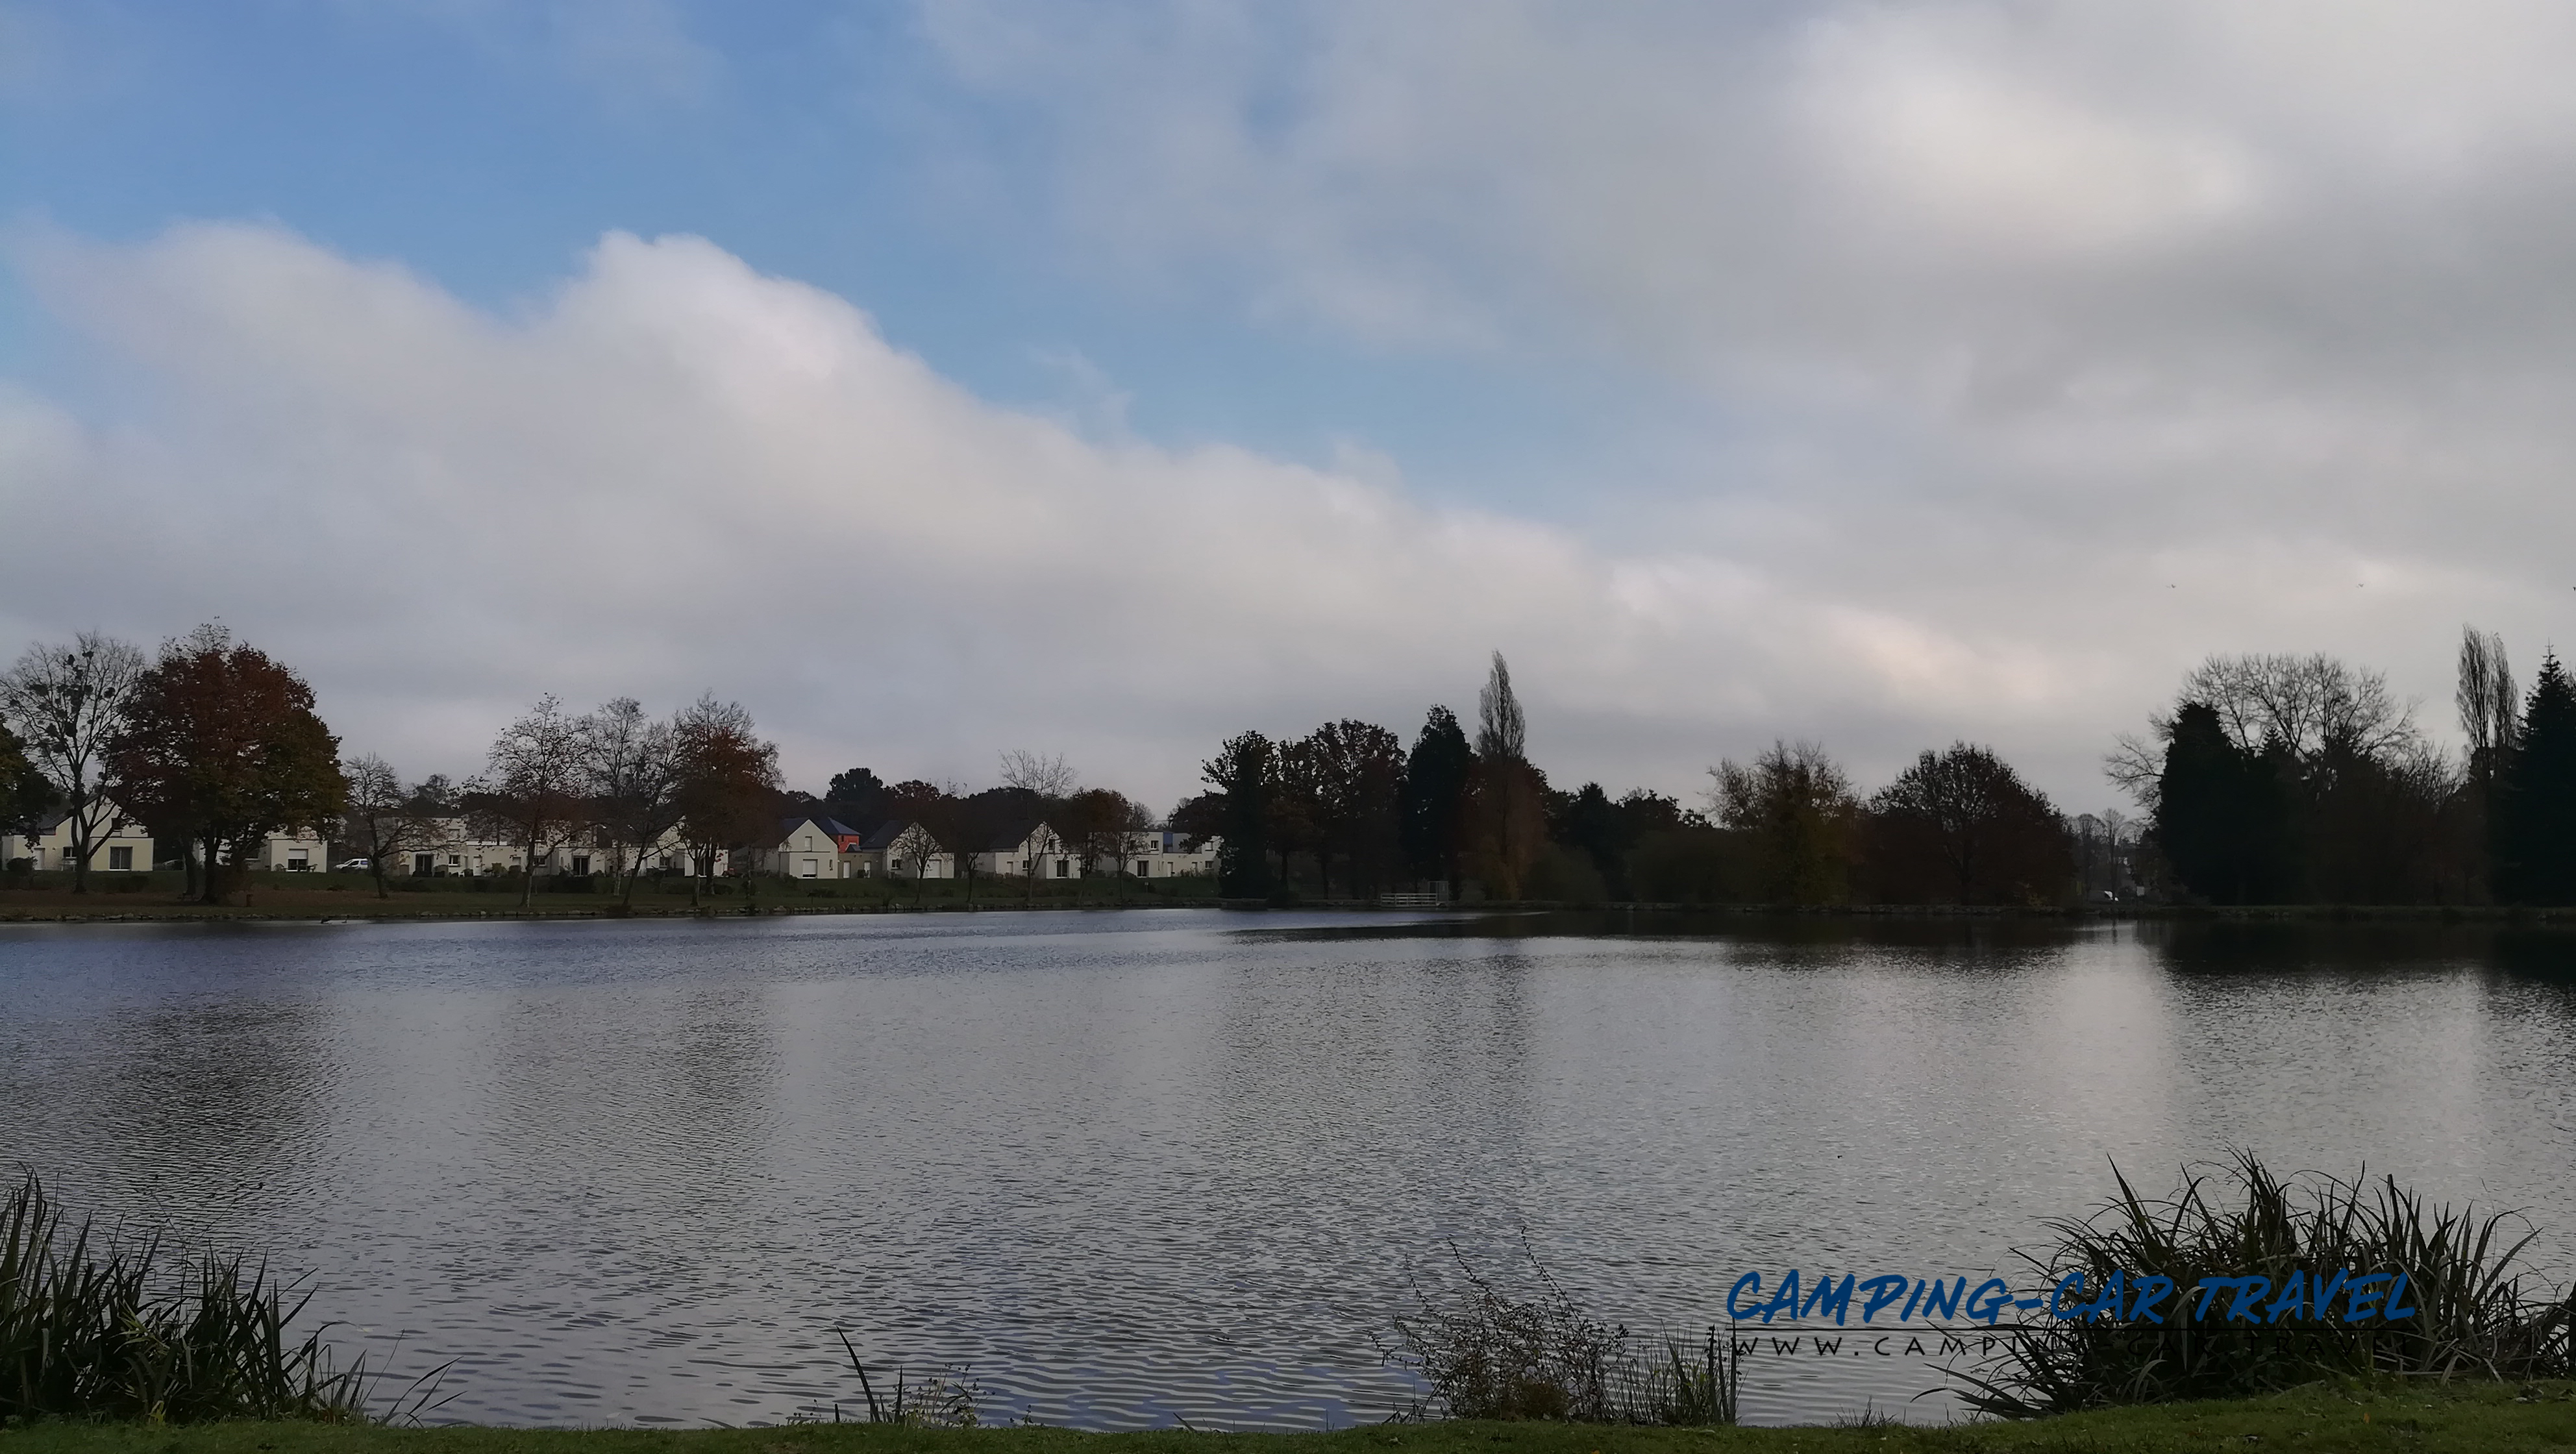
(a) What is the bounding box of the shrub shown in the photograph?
[1625,828,1730,904]
[1960,1152,2576,1417]
[1384,1244,1739,1425]
[1522,845,1607,906]
[0,1172,369,1423]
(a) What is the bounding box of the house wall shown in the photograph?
[765,820,850,879]
[1,804,156,872]
[254,827,330,871]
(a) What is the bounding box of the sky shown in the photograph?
[6,0,2575,815]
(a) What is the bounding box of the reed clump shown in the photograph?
[831,1333,983,1428]
[0,1172,369,1424]
[1962,1151,2576,1418]
[1383,1244,1740,1426]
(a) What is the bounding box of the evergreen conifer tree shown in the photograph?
[1202,730,1274,897]
[2497,652,2576,904]
[1398,706,1474,889]
[2155,702,2299,904]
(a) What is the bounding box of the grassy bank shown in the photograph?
[5,1383,2574,1454]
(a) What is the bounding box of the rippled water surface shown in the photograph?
[5,910,2575,1428]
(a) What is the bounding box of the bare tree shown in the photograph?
[586,696,684,902]
[341,754,434,900]
[2110,652,2428,811]
[886,819,947,904]
[0,632,145,892]
[920,785,992,908]
[473,694,594,907]
[998,750,1078,800]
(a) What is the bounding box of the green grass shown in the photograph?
[2,1381,2573,1453]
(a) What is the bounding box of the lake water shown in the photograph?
[3,909,2573,1429]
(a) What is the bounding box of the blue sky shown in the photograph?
[7,1,2575,807]
[4,1,1670,520]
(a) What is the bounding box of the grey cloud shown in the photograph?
[902,0,2576,770]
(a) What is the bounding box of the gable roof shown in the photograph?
[776,814,859,845]
[857,819,926,852]
[980,819,1062,854]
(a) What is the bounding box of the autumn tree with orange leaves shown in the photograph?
[110,624,347,904]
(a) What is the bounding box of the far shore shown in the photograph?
[8,883,2576,925]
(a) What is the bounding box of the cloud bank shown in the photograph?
[12,1,2576,810]
[6,223,2074,807]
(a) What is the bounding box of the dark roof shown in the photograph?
[857,819,918,851]
[981,819,1052,853]
[777,814,860,841]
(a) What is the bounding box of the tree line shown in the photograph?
[0,624,1176,907]
[12,623,2570,909]
[1186,653,2097,907]
[2111,631,2576,907]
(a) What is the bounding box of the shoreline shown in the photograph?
[4,1383,2573,1452]
[7,896,2576,925]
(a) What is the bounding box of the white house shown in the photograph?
[1114,829,1220,880]
[254,826,331,871]
[390,817,524,877]
[465,825,721,880]
[2,799,155,874]
[764,815,863,879]
[972,820,1078,879]
[842,819,950,880]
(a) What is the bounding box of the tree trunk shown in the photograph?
[68,787,91,894]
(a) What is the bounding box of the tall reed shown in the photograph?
[1959,1152,2576,1418]
[1,1172,369,1423]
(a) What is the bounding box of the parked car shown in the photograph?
[334,857,372,871]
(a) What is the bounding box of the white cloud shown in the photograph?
[886,0,2576,778]
[14,2,2576,811]
[6,223,2129,807]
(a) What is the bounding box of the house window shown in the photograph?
[448,854,462,866]
[799,857,819,878]
[571,854,591,874]
[109,847,134,870]
[60,848,77,867]
[415,854,436,876]
[288,854,310,870]
[1135,859,1148,877]
[1054,858,1069,878]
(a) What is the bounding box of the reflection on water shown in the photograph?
[3,911,2572,1429]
